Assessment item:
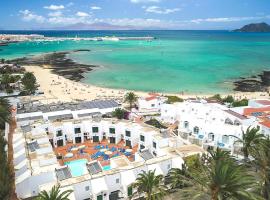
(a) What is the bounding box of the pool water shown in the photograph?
[64,159,88,177]
[103,165,111,171]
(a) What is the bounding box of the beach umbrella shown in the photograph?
[78,145,86,149]
[105,151,112,155]
[126,149,132,153]
[71,147,79,151]
[65,153,73,158]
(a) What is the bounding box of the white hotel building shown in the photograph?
[10,102,202,200]
[160,99,258,151]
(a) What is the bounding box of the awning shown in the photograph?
[148,164,164,176]
[91,177,108,194]
[121,170,136,186]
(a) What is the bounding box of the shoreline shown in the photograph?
[6,50,270,102]
[24,65,269,104]
[10,50,96,82]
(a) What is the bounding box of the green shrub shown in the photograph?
[145,119,167,129]
[166,96,184,104]
[232,98,248,107]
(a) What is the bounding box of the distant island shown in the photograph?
[234,22,270,32]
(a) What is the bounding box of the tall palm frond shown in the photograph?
[251,136,270,200]
[0,98,11,130]
[190,148,258,200]
[231,126,265,159]
[132,170,167,200]
[124,92,138,110]
[36,185,72,200]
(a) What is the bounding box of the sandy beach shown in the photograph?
[24,65,270,104]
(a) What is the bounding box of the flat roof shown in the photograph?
[17,100,119,114]
[256,100,270,105]
[175,144,205,157]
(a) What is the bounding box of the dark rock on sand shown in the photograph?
[234,70,270,92]
[9,50,97,82]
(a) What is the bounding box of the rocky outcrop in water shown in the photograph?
[234,71,270,92]
[9,50,97,81]
[234,22,270,32]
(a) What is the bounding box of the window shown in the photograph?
[74,127,81,134]
[151,104,155,107]
[153,142,157,148]
[97,195,103,200]
[225,118,233,125]
[128,186,133,196]
[222,135,229,144]
[109,128,115,134]
[56,130,63,137]
[234,120,241,126]
[184,121,189,129]
[193,126,199,134]
[140,144,145,149]
[92,127,99,133]
[208,133,215,142]
[140,135,145,142]
[125,130,131,137]
[85,186,89,191]
[116,178,120,184]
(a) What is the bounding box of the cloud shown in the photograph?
[97,18,179,28]
[76,11,90,17]
[44,5,65,10]
[130,0,160,3]
[19,10,45,23]
[48,11,62,17]
[91,6,101,10]
[145,6,180,14]
[189,16,270,24]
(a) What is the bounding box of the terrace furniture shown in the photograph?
[124,152,131,157]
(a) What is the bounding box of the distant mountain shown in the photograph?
[234,22,270,32]
[52,22,137,30]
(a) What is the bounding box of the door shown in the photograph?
[75,137,81,143]
[126,140,132,148]
[93,136,99,142]
[110,137,116,144]
[128,186,133,197]
[109,191,119,200]
[97,195,103,200]
[57,139,63,147]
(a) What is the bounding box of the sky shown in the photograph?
[1,0,270,30]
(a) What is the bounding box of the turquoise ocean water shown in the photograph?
[1,30,270,94]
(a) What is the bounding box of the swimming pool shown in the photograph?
[64,159,88,177]
[102,165,111,171]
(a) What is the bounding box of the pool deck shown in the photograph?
[54,139,138,167]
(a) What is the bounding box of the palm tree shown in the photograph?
[251,137,270,200]
[0,98,11,130]
[0,134,11,200]
[167,164,191,189]
[132,170,167,200]
[190,148,257,200]
[21,72,38,94]
[112,108,126,119]
[232,126,265,160]
[36,185,72,200]
[124,92,138,110]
